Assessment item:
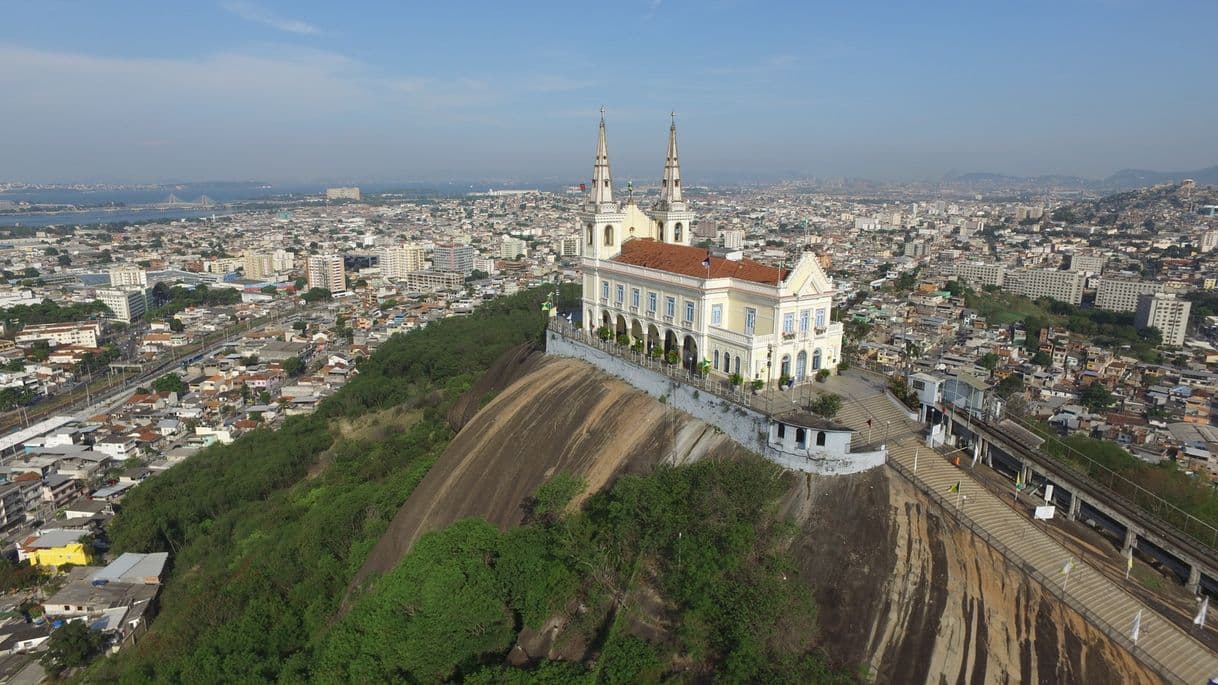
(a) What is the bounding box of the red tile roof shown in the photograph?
[611,239,788,285]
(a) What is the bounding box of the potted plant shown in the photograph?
[649,346,663,360]
[729,372,743,389]
[751,378,765,394]
[631,340,644,354]
[665,350,680,365]
[779,373,792,389]
[616,333,630,347]
[816,368,831,383]
[596,326,612,341]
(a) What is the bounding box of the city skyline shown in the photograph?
[2,0,1217,183]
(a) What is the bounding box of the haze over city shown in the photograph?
[3,0,1217,184]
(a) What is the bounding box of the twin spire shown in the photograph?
[588,108,683,211]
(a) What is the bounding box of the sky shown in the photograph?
[2,0,1216,184]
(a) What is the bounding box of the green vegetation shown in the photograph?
[43,622,104,676]
[0,299,109,328]
[151,373,186,395]
[1025,418,1218,539]
[808,392,843,419]
[301,287,332,303]
[85,286,572,682]
[319,458,849,683]
[962,288,1162,361]
[149,283,242,318]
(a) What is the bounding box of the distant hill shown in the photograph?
[943,165,1218,193]
[1104,165,1218,190]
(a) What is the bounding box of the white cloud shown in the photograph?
[221,1,321,36]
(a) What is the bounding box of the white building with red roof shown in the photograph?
[578,112,843,385]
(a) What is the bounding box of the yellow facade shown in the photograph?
[28,543,91,570]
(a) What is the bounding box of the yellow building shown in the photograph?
[19,530,92,570]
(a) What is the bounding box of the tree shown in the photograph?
[978,352,1001,373]
[1031,350,1052,367]
[301,288,332,303]
[808,393,842,418]
[261,285,278,295]
[57,254,72,266]
[42,622,104,675]
[1079,383,1116,413]
[994,374,1024,399]
[151,374,186,395]
[29,340,51,362]
[465,269,490,283]
[282,356,306,377]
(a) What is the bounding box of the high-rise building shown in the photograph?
[271,249,294,273]
[306,255,346,293]
[556,237,580,258]
[109,265,147,288]
[324,187,361,201]
[1003,269,1084,305]
[1201,230,1218,253]
[244,253,275,280]
[1135,293,1191,347]
[952,263,1006,288]
[500,236,527,260]
[432,244,476,275]
[380,245,427,279]
[1095,278,1166,312]
[1069,254,1107,273]
[98,288,147,323]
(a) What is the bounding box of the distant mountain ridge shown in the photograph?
[944,164,1218,191]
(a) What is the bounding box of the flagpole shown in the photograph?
[913,448,919,474]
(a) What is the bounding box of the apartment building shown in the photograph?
[951,262,1006,288]
[14,322,101,349]
[1135,293,1191,347]
[108,265,147,288]
[98,288,147,323]
[380,245,426,279]
[1004,269,1084,305]
[432,244,476,275]
[1096,278,1166,312]
[306,255,346,293]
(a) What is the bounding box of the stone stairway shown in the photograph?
[834,391,1218,684]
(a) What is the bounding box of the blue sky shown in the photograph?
[2,0,1216,183]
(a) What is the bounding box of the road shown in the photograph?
[0,307,303,434]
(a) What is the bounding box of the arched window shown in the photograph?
[723,353,731,374]
[713,349,720,369]
[777,423,786,439]
[674,223,683,242]
[586,223,594,245]
[812,348,822,370]
[796,428,807,448]
[604,225,614,246]
[657,222,665,242]
[816,431,826,447]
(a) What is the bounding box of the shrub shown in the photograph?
[729,373,743,386]
[816,369,831,382]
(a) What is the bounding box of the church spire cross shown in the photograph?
[658,111,683,208]
[589,109,614,208]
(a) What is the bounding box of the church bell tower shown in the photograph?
[650,113,695,245]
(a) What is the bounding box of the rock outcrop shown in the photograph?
[353,353,1164,683]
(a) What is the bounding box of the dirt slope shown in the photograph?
[348,355,739,592]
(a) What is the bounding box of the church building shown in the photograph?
[579,112,843,385]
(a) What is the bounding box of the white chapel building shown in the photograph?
[578,113,844,385]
